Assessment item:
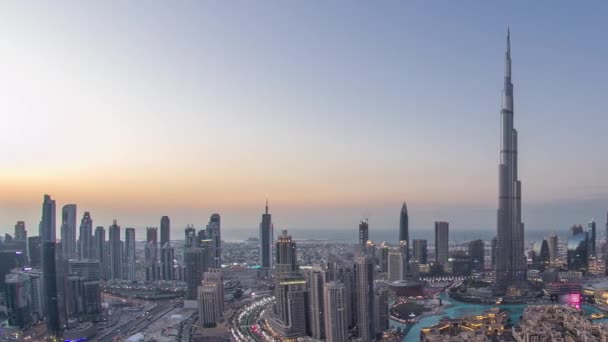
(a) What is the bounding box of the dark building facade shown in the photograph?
[468,239,485,271]
[358,220,369,247]
[567,232,588,273]
[412,239,428,264]
[43,242,62,338]
[160,216,170,247]
[434,221,449,266]
[399,202,409,244]
[259,201,273,272]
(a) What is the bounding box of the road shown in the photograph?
[94,301,177,341]
[236,298,273,342]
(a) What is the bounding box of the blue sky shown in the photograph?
[0,1,607,238]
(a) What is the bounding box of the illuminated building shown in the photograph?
[420,308,508,341]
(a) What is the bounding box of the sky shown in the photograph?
[1,1,607,240]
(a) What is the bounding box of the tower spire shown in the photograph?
[507,27,510,55]
[265,199,268,215]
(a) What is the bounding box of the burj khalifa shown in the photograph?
[495,30,527,290]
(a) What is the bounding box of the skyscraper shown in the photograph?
[434,221,449,266]
[160,244,175,281]
[532,239,550,270]
[324,281,348,342]
[468,239,485,271]
[274,274,308,338]
[14,221,27,241]
[28,236,42,268]
[276,229,298,276]
[379,242,389,273]
[307,268,326,340]
[61,204,77,259]
[354,256,375,341]
[412,239,428,264]
[13,221,28,262]
[358,219,369,247]
[495,30,526,289]
[588,219,596,257]
[40,194,56,242]
[198,270,224,328]
[185,225,196,248]
[160,216,173,281]
[108,220,123,280]
[198,283,221,327]
[567,232,588,272]
[5,273,33,329]
[259,200,273,273]
[548,233,558,260]
[43,242,62,338]
[399,202,409,243]
[124,228,136,281]
[491,236,498,269]
[206,214,221,268]
[78,212,93,260]
[94,226,106,280]
[387,247,405,281]
[160,216,170,247]
[374,286,389,334]
[184,242,212,299]
[203,269,224,313]
[571,224,584,236]
[271,229,308,339]
[145,227,159,282]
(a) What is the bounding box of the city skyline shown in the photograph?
[1,2,608,233]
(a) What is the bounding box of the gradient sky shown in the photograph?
[1,1,607,239]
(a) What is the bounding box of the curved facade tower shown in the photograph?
[495,30,526,289]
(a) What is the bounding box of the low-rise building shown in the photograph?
[420,308,509,341]
[512,305,608,341]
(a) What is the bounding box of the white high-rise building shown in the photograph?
[324,281,348,342]
[387,247,404,281]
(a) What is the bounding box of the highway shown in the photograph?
[94,301,177,341]
[232,296,274,342]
